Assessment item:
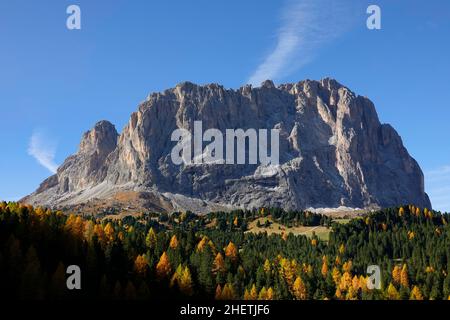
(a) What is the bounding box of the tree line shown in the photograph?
[0,201,449,300]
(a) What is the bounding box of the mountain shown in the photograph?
[22,78,431,214]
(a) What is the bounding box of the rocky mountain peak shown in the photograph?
[23,78,431,213]
[261,79,276,89]
[79,120,118,155]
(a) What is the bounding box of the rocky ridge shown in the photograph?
[23,78,431,214]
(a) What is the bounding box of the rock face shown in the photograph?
[23,78,431,213]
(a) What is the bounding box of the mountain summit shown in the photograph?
[23,78,431,213]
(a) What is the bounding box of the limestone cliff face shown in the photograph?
[23,78,431,212]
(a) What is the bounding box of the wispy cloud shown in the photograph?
[425,165,450,213]
[247,0,355,86]
[28,130,59,174]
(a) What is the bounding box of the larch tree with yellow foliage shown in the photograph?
[346,285,358,300]
[266,287,274,300]
[342,260,352,273]
[292,276,307,300]
[215,285,222,300]
[224,241,238,262]
[156,251,171,280]
[321,256,328,277]
[133,254,148,276]
[392,265,401,284]
[258,287,268,300]
[145,227,157,249]
[415,207,421,217]
[410,286,423,300]
[212,252,225,274]
[169,234,179,249]
[249,284,258,300]
[93,223,106,246]
[339,272,352,291]
[179,266,193,296]
[263,259,271,274]
[400,264,409,288]
[104,222,115,242]
[220,283,235,300]
[386,283,400,300]
[332,267,341,285]
[196,236,208,252]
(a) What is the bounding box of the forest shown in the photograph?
[0,201,449,300]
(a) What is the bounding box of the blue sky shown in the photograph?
[0,0,449,211]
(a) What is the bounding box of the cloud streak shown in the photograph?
[247,0,354,86]
[425,165,450,212]
[28,130,59,174]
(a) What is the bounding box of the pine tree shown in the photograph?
[410,286,423,300]
[263,259,271,274]
[258,287,268,300]
[342,260,352,273]
[169,234,179,249]
[134,254,148,276]
[321,256,328,277]
[386,283,400,300]
[212,252,225,274]
[93,223,106,246]
[104,222,115,242]
[224,241,238,262]
[335,288,343,299]
[346,285,358,300]
[292,276,307,300]
[331,267,341,285]
[145,227,157,249]
[83,220,95,242]
[215,284,222,300]
[392,265,401,284]
[170,264,183,288]
[197,236,208,252]
[267,287,274,300]
[249,284,258,300]
[359,275,368,292]
[339,272,352,291]
[179,266,193,296]
[400,264,409,288]
[156,251,171,280]
[415,207,421,217]
[352,275,360,291]
[221,283,235,300]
